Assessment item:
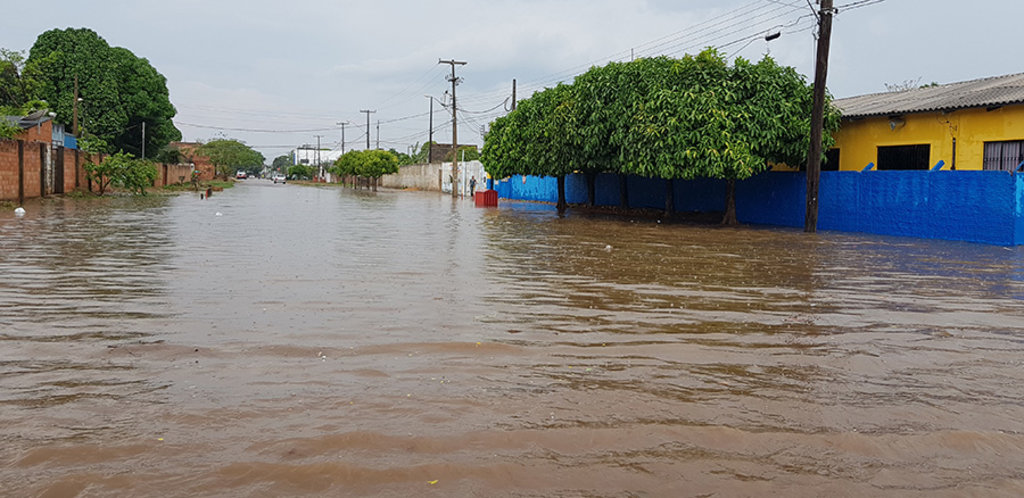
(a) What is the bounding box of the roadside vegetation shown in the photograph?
[481,49,841,224]
[330,149,399,191]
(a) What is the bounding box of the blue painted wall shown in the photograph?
[494,171,1024,245]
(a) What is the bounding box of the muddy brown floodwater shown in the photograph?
[2,181,1024,497]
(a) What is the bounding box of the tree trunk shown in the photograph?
[665,178,675,217]
[585,172,596,207]
[722,179,738,225]
[619,173,629,209]
[556,175,567,212]
[372,177,378,191]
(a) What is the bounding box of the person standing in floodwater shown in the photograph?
[469,176,477,198]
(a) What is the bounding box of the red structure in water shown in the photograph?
[475,189,498,207]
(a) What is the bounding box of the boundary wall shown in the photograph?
[1,137,196,203]
[492,171,1024,246]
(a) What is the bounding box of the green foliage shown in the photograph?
[26,28,181,157]
[197,139,265,177]
[443,145,481,162]
[481,49,842,216]
[83,151,157,195]
[154,146,182,164]
[271,154,291,171]
[0,48,42,111]
[287,164,313,179]
[0,112,20,139]
[330,149,399,179]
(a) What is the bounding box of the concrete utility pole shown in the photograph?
[314,134,324,178]
[376,121,380,150]
[804,0,834,233]
[425,95,434,163]
[439,58,466,198]
[360,110,375,150]
[337,121,349,154]
[511,79,517,111]
[141,121,146,159]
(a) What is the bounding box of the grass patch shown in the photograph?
[160,180,235,193]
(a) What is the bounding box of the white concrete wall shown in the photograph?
[382,161,485,196]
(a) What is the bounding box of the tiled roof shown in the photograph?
[834,72,1024,118]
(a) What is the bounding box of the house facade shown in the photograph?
[830,73,1024,172]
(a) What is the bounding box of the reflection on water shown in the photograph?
[2,182,1024,496]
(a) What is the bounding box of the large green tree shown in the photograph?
[482,84,579,210]
[271,154,292,172]
[197,139,265,178]
[27,28,181,157]
[482,49,840,224]
[330,150,398,191]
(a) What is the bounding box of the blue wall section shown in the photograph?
[1016,175,1024,245]
[495,170,1024,245]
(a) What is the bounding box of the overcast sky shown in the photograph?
[2,0,1020,160]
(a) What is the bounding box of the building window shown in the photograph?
[822,148,840,171]
[877,144,930,170]
[983,140,1024,172]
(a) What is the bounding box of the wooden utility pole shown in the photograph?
[511,79,517,111]
[425,95,433,163]
[72,75,79,136]
[439,58,466,198]
[804,0,834,233]
[337,121,349,154]
[360,110,375,150]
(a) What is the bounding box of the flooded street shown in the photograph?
[2,181,1024,497]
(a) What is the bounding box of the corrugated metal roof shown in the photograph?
[834,72,1024,118]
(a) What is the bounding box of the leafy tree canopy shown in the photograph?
[197,139,265,177]
[271,154,292,172]
[26,28,181,157]
[330,149,399,179]
[482,49,841,220]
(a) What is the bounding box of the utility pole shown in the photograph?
[425,95,434,163]
[72,75,79,136]
[511,79,517,111]
[804,0,834,233]
[376,121,380,150]
[360,110,375,150]
[141,121,146,159]
[314,134,324,178]
[337,121,349,154]
[439,58,466,198]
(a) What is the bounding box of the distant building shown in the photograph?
[168,141,215,180]
[831,73,1024,172]
[3,111,76,149]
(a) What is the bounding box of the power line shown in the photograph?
[175,121,341,133]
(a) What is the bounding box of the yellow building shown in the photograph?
[831,73,1024,172]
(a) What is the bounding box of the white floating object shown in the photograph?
[215,212,223,217]
[14,207,25,217]
[604,245,612,251]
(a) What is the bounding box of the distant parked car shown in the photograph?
[272,174,286,184]
[236,170,247,179]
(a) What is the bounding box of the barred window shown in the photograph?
[983,140,1024,172]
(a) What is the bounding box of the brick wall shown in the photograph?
[21,142,43,200]
[0,140,17,201]
[156,163,193,186]
[62,147,78,193]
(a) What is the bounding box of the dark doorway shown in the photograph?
[877,144,930,170]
